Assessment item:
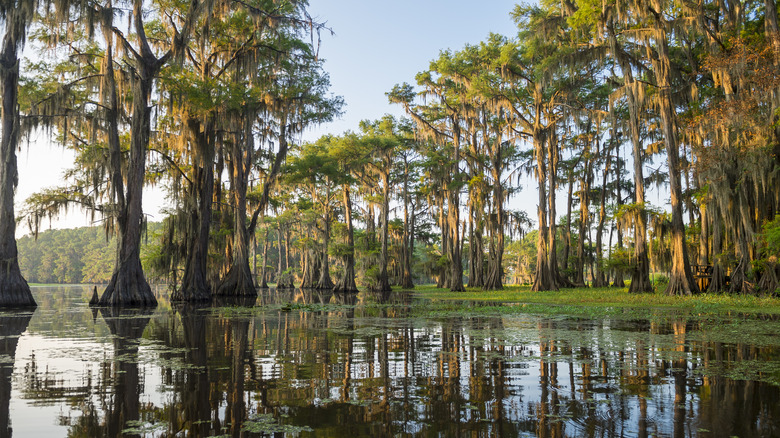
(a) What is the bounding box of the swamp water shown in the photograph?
[0,285,778,437]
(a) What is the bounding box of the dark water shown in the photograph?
[1,286,779,437]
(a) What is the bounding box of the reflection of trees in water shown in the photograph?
[692,339,780,437]
[168,303,210,436]
[239,311,779,436]
[0,311,32,438]
[142,299,257,437]
[101,308,153,438]
[14,290,780,437]
[54,308,154,437]
[521,317,780,437]
[170,309,780,436]
[241,307,522,436]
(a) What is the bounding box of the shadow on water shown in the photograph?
[5,286,780,437]
[0,311,33,438]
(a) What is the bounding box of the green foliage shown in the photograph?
[760,215,780,261]
[653,274,670,293]
[17,223,164,284]
[605,247,633,272]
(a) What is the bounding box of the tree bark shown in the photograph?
[400,157,414,289]
[609,20,653,293]
[652,28,699,296]
[563,171,575,279]
[275,223,294,289]
[547,129,572,288]
[0,7,35,307]
[316,186,334,290]
[484,164,505,290]
[612,140,625,288]
[99,52,157,307]
[532,125,556,291]
[709,206,727,292]
[593,146,612,287]
[259,228,269,288]
[575,162,591,287]
[174,117,215,302]
[373,168,392,292]
[334,185,358,292]
[216,112,256,297]
[437,197,448,288]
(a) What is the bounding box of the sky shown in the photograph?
[16,0,523,236]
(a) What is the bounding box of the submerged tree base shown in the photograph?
[0,268,36,308]
[172,269,211,302]
[216,262,256,296]
[171,285,211,302]
[98,264,157,307]
[276,275,296,289]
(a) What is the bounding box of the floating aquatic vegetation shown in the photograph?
[241,413,313,435]
[122,419,168,435]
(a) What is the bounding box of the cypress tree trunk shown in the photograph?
[484,165,505,290]
[97,0,196,306]
[0,9,35,307]
[609,20,652,293]
[532,126,556,291]
[547,129,571,288]
[575,174,590,287]
[400,160,414,289]
[99,60,156,307]
[299,233,316,289]
[316,237,334,289]
[612,141,625,288]
[447,131,465,292]
[593,148,612,287]
[174,118,215,302]
[275,224,291,288]
[216,114,255,297]
[316,187,334,290]
[467,204,478,287]
[259,228,269,288]
[653,28,699,296]
[373,169,392,292]
[334,185,358,292]
[709,206,727,292]
[437,197,448,288]
[563,172,574,279]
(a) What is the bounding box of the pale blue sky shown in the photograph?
[16,1,523,234]
[302,0,521,140]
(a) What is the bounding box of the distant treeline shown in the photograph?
[17,224,162,284]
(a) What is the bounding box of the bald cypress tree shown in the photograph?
[0,0,37,307]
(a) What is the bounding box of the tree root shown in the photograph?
[216,262,256,297]
[98,260,156,307]
[0,266,36,308]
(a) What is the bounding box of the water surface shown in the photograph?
[1,285,779,437]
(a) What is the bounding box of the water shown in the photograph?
[1,285,779,437]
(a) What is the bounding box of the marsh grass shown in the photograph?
[410,284,780,316]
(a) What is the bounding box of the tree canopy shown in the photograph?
[6,0,780,306]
